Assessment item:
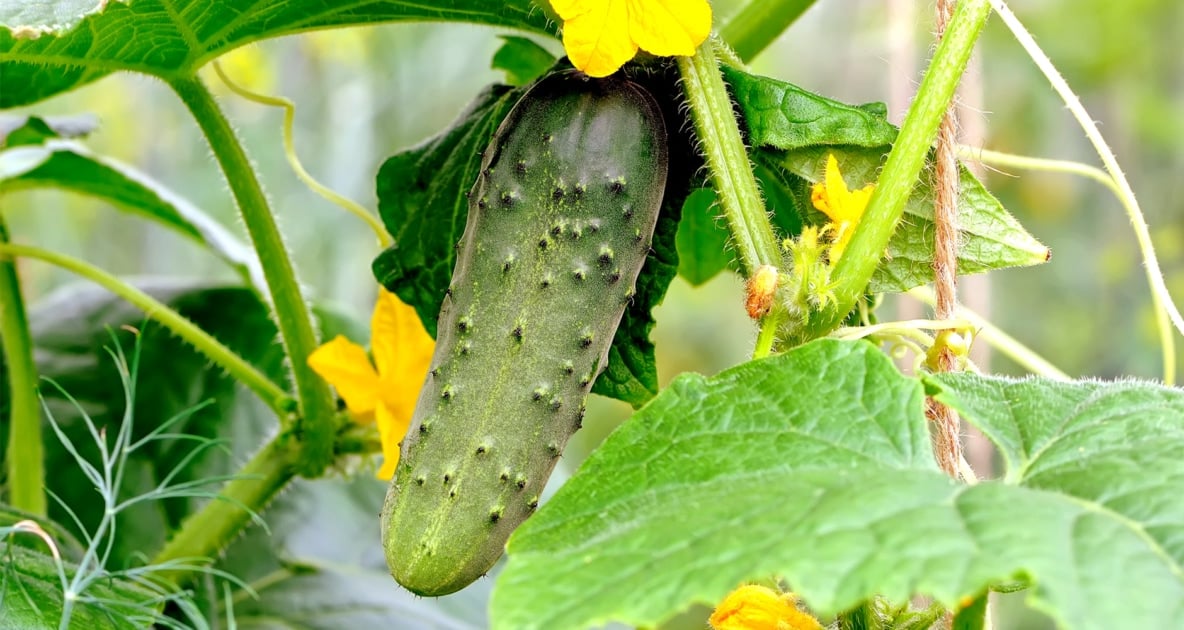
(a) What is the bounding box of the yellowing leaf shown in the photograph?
[550,0,712,77]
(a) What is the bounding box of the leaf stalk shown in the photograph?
[168,76,338,475]
[0,215,46,516]
[0,243,292,414]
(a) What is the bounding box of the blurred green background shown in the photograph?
[4,0,1181,628]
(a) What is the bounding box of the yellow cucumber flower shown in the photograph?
[810,154,875,264]
[710,584,823,630]
[549,0,712,77]
[308,288,434,479]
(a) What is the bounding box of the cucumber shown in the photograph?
[381,69,669,596]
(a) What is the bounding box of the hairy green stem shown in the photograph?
[677,39,781,275]
[752,310,783,360]
[169,76,337,475]
[0,243,292,414]
[805,0,992,339]
[151,433,298,586]
[720,0,820,62]
[957,146,1119,196]
[0,217,46,516]
[988,0,1181,385]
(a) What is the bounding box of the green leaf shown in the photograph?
[491,36,557,87]
[929,373,1184,561]
[675,165,804,287]
[723,66,898,150]
[675,188,730,286]
[0,543,158,629]
[374,84,525,338]
[491,340,1184,630]
[774,146,1050,292]
[0,113,97,146]
[724,67,1049,292]
[0,117,259,283]
[0,0,557,107]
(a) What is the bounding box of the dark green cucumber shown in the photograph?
[381,69,668,596]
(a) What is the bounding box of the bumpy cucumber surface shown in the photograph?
[381,69,669,596]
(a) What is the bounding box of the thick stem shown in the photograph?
[169,76,337,476]
[0,217,46,516]
[677,39,781,276]
[805,0,992,339]
[720,0,820,62]
[151,433,298,586]
[0,243,292,415]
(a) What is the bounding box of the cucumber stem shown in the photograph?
[805,0,992,339]
[168,76,338,476]
[677,39,781,277]
[0,216,46,516]
[0,243,292,414]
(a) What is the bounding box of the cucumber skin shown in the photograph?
[381,70,669,596]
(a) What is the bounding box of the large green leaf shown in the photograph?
[724,67,1049,292]
[0,0,556,108]
[0,543,158,629]
[491,340,1184,629]
[0,116,259,284]
[929,373,1184,561]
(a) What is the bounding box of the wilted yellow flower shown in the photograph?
[549,0,712,77]
[745,264,780,320]
[710,584,822,630]
[811,154,875,264]
[308,289,434,479]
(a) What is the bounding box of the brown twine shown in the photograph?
[929,0,963,478]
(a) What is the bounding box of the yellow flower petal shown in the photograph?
[810,154,875,263]
[556,0,637,77]
[550,0,711,77]
[627,0,712,57]
[709,585,822,630]
[307,335,381,416]
[374,402,408,480]
[370,288,435,424]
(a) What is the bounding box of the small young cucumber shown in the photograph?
[381,69,668,596]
